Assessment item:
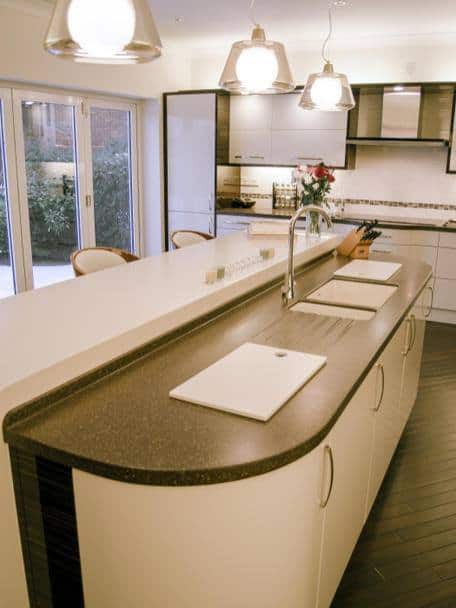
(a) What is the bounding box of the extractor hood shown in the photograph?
[347,85,450,147]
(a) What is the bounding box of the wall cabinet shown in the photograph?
[229,129,272,165]
[230,95,273,131]
[271,94,348,131]
[229,94,348,167]
[271,130,347,167]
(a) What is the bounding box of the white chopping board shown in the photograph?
[169,343,327,422]
[306,280,397,310]
[334,260,402,282]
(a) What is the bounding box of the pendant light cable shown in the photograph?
[249,0,258,26]
[321,5,333,64]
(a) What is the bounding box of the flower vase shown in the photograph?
[307,210,321,238]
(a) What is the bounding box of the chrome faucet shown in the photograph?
[282,205,333,305]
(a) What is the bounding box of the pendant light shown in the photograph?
[44,0,162,64]
[219,0,295,95]
[299,3,355,111]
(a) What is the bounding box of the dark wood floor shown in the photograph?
[332,322,456,608]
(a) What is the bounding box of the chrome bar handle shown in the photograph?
[320,445,335,509]
[410,314,417,350]
[424,285,434,318]
[402,318,413,356]
[374,363,385,412]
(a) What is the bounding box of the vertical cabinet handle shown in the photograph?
[374,363,385,412]
[424,285,434,318]
[320,445,334,509]
[402,318,413,355]
[410,315,417,350]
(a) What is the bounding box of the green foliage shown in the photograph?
[0,144,131,262]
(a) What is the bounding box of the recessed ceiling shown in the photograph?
[4,0,456,51]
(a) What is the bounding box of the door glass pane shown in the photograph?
[0,101,15,299]
[90,107,134,252]
[21,100,80,289]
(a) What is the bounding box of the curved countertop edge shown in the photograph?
[3,256,433,487]
[217,207,456,232]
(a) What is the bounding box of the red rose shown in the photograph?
[313,165,327,179]
[328,174,335,183]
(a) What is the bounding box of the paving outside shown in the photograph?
[0,263,74,299]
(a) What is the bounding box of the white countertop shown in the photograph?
[0,231,341,421]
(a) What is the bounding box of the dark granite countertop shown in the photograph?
[217,207,456,232]
[3,253,431,487]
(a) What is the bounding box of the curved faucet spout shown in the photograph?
[282,205,333,305]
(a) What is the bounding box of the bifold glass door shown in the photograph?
[88,104,138,253]
[0,100,15,298]
[0,88,139,299]
[14,93,83,289]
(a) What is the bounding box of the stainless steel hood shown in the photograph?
[347,84,450,147]
[381,86,421,138]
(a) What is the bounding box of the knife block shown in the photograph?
[350,241,372,260]
[336,228,366,257]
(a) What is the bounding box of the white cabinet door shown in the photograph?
[75,444,326,608]
[168,211,214,246]
[434,278,456,311]
[370,243,438,273]
[317,368,376,608]
[439,232,456,249]
[436,247,456,279]
[272,94,348,131]
[367,323,407,514]
[229,129,272,164]
[271,130,347,167]
[449,98,456,172]
[400,288,427,425]
[167,94,215,213]
[230,95,273,131]
[217,215,254,233]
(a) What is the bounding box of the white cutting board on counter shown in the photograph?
[334,260,402,282]
[170,343,327,422]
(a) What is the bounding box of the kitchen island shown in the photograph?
[2,230,431,608]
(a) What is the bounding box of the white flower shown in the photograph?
[313,183,319,191]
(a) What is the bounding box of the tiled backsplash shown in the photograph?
[217,146,456,220]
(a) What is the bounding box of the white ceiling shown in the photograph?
[3,0,456,52]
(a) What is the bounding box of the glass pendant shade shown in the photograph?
[44,0,162,64]
[219,26,295,95]
[299,61,355,111]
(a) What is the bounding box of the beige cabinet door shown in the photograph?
[367,322,407,514]
[317,368,376,608]
[400,286,428,423]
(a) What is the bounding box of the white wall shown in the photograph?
[190,38,456,90]
[334,146,456,205]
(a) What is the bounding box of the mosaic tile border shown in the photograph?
[219,192,456,211]
[328,198,456,212]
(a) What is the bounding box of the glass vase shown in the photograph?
[307,210,321,238]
